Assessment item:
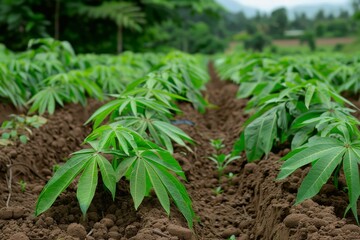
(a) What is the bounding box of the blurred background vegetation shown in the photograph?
[0,0,359,54]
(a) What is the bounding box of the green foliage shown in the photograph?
[218,52,360,221]
[208,138,240,177]
[208,154,240,177]
[210,139,225,151]
[35,47,208,229]
[0,114,47,146]
[213,186,223,195]
[78,2,146,31]
[19,179,27,193]
[278,137,360,223]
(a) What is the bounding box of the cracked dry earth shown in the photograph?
[0,64,360,240]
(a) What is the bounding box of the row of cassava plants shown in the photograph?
[35,51,210,228]
[215,52,360,223]
[0,38,162,113]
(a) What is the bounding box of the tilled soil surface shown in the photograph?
[1,65,360,240]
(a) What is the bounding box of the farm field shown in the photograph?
[272,37,355,47]
[1,39,360,240]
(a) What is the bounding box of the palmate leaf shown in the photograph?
[116,113,193,153]
[35,152,91,216]
[115,148,194,228]
[85,124,142,155]
[278,137,360,222]
[244,107,278,161]
[130,158,146,209]
[343,149,360,222]
[86,96,173,128]
[28,86,64,115]
[36,147,116,216]
[77,159,98,214]
[145,161,170,215]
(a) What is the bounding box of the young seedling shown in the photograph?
[214,186,223,195]
[227,172,236,185]
[0,115,47,145]
[19,180,27,193]
[210,138,225,153]
[52,164,60,173]
[208,154,240,178]
[208,139,240,178]
[227,172,235,179]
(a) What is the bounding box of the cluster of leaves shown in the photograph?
[1,38,209,115]
[0,114,47,146]
[35,50,210,228]
[0,38,164,113]
[216,52,360,222]
[215,53,360,97]
[208,139,240,178]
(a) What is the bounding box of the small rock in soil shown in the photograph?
[238,234,249,240]
[244,163,257,173]
[221,227,240,238]
[32,185,43,193]
[310,218,327,228]
[108,231,121,239]
[87,212,99,222]
[100,217,114,228]
[8,150,17,158]
[105,214,117,222]
[41,169,52,177]
[284,214,308,228]
[0,207,13,220]
[341,224,360,233]
[35,218,46,227]
[0,206,26,220]
[125,224,139,238]
[67,223,87,239]
[45,216,54,226]
[92,229,107,239]
[9,232,29,240]
[167,224,193,240]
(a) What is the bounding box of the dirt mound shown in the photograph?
[0,99,102,181]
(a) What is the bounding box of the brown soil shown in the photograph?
[0,103,22,123]
[0,65,360,240]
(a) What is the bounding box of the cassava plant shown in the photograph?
[219,52,360,222]
[35,52,209,228]
[208,139,240,178]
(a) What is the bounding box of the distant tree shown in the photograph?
[244,32,271,52]
[316,23,326,37]
[327,13,335,20]
[300,32,316,52]
[0,0,49,49]
[339,10,350,19]
[354,0,360,21]
[315,10,325,21]
[78,2,146,54]
[269,8,288,36]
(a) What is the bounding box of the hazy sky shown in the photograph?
[236,0,349,11]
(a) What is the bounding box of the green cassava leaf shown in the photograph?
[244,108,277,161]
[130,158,146,209]
[96,154,116,199]
[35,152,92,215]
[144,162,170,215]
[153,164,194,228]
[343,149,360,223]
[77,159,98,215]
[295,147,345,203]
